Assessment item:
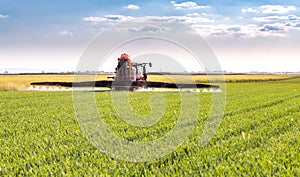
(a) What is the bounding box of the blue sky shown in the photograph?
[0,0,300,72]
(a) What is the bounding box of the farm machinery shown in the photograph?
[31,53,219,91]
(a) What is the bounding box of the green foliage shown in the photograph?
[0,78,299,176]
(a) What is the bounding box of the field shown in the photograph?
[0,74,112,91]
[0,74,299,176]
[0,73,299,91]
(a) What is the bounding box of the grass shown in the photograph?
[0,76,299,175]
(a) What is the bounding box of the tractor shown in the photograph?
[31,53,219,91]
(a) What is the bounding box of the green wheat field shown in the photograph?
[0,74,299,176]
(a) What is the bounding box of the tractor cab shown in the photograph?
[114,53,152,82]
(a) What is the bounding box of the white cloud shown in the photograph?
[112,24,169,33]
[172,1,210,10]
[252,14,300,32]
[82,13,300,38]
[124,4,140,10]
[259,23,286,32]
[241,5,296,15]
[192,23,291,38]
[0,14,8,19]
[82,15,135,23]
[186,13,200,17]
[82,16,106,22]
[260,5,296,14]
[83,15,213,25]
[253,15,300,22]
[241,8,259,13]
[58,30,73,37]
[152,15,214,24]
